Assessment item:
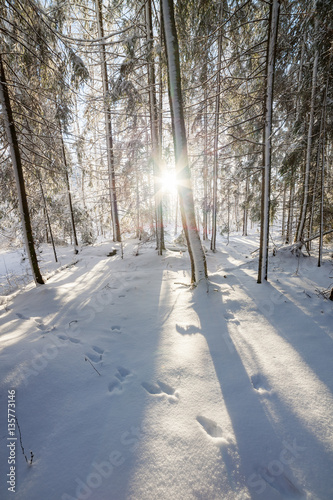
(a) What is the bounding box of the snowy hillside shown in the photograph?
[0,233,332,500]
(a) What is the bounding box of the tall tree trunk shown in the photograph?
[39,176,57,263]
[243,175,249,236]
[146,0,164,255]
[161,0,207,284]
[59,126,79,254]
[308,115,323,251]
[318,53,331,267]
[135,151,140,239]
[203,66,208,241]
[286,175,294,244]
[211,5,223,252]
[0,55,44,285]
[295,23,318,243]
[281,181,287,239]
[95,0,121,242]
[257,0,280,283]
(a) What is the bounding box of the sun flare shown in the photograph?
[161,170,177,194]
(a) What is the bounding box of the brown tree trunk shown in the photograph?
[0,54,44,285]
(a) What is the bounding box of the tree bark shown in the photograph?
[211,4,223,252]
[318,53,330,267]
[203,82,208,241]
[95,0,121,242]
[59,125,79,254]
[161,0,207,283]
[39,176,57,263]
[296,23,318,243]
[243,175,249,236]
[0,54,44,285]
[257,0,280,283]
[146,0,164,254]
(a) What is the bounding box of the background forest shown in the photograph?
[0,0,332,284]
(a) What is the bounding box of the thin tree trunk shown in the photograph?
[308,114,323,252]
[161,0,207,283]
[258,0,280,283]
[281,181,287,238]
[211,5,223,252]
[203,84,208,241]
[227,186,230,245]
[243,175,249,236]
[59,126,79,254]
[135,153,140,239]
[174,193,178,235]
[296,24,318,243]
[318,53,331,267]
[146,0,164,254]
[286,178,294,244]
[95,0,121,242]
[39,176,57,263]
[0,55,44,285]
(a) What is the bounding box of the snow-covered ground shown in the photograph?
[0,232,332,500]
[0,243,78,297]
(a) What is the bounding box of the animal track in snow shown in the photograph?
[156,380,176,395]
[92,345,104,354]
[85,352,102,363]
[108,378,122,393]
[109,367,131,392]
[223,312,240,325]
[196,416,223,438]
[16,312,30,320]
[141,380,179,401]
[116,366,131,380]
[141,382,162,394]
[15,313,52,331]
[35,322,47,330]
[251,374,271,393]
[111,326,122,334]
[68,337,81,344]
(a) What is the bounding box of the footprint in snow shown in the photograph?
[36,322,47,331]
[141,380,179,401]
[16,312,30,320]
[141,382,162,394]
[85,352,102,363]
[223,312,240,326]
[108,378,122,393]
[197,416,223,438]
[111,326,122,334]
[92,345,104,354]
[109,367,132,393]
[251,374,271,393]
[115,366,131,381]
[68,337,81,344]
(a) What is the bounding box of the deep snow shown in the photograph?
[0,232,332,500]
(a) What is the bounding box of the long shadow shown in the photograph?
[220,259,333,396]
[183,286,332,499]
[0,245,180,500]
